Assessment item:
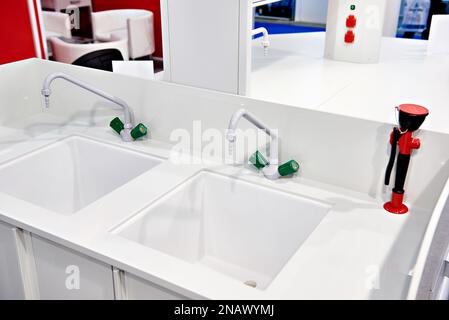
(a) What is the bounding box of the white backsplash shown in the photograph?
[1,58,448,215]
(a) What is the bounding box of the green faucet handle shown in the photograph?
[110,118,148,141]
[131,123,148,140]
[249,151,268,169]
[110,117,124,135]
[278,160,300,177]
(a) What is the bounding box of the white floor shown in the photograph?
[251,32,449,134]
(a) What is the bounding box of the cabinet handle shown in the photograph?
[437,277,449,300]
[13,229,40,300]
[112,267,127,300]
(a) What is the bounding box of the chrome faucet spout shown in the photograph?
[252,27,270,55]
[227,109,280,179]
[227,108,299,179]
[41,72,135,141]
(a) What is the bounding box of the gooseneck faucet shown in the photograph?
[227,109,299,180]
[227,108,279,168]
[252,27,270,55]
[41,72,146,142]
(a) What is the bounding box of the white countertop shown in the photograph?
[0,115,430,299]
[251,32,449,134]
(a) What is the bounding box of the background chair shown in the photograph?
[49,35,129,65]
[42,11,72,40]
[128,14,156,60]
[92,10,155,60]
[73,49,124,72]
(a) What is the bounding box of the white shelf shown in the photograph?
[252,0,282,8]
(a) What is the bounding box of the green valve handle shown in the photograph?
[110,117,124,135]
[249,151,268,169]
[278,160,300,177]
[110,118,148,141]
[131,123,148,140]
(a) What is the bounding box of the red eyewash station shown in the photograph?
[384,104,429,214]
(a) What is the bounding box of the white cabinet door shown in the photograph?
[31,235,114,300]
[0,221,25,299]
[123,272,187,300]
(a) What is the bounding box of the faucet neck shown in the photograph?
[227,108,279,166]
[42,72,134,127]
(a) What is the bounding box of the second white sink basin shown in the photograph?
[0,136,162,215]
[114,171,330,290]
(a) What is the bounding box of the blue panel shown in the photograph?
[253,21,325,38]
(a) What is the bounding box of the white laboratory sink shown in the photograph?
[114,171,330,290]
[0,136,162,215]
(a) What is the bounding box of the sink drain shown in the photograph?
[244,280,257,288]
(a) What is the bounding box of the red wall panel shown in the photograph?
[0,0,38,64]
[92,0,163,58]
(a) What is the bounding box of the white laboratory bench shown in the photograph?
[251,32,449,134]
[0,59,448,300]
